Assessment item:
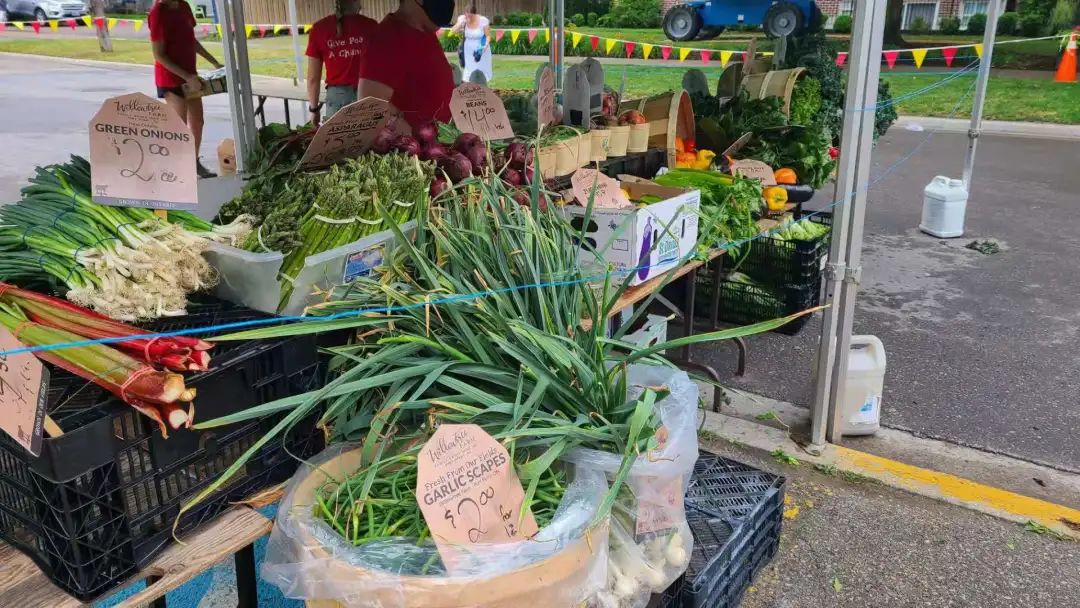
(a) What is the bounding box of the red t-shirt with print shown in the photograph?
[306,14,377,87]
[358,14,454,128]
[148,1,197,88]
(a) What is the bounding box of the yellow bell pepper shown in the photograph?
[763,186,788,212]
[692,149,717,170]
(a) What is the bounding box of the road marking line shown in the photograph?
[833,445,1080,535]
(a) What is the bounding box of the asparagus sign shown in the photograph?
[299,97,393,170]
[0,328,49,457]
[417,424,537,569]
[89,93,198,209]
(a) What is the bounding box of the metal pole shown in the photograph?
[216,0,248,172]
[961,0,1001,187]
[287,0,304,84]
[556,0,565,90]
[809,0,886,449]
[230,0,257,163]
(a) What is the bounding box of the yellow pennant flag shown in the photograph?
[678,47,691,61]
[720,50,733,67]
[510,29,521,44]
[911,48,927,69]
[81,15,92,27]
[107,18,117,29]
[48,20,58,31]
[12,22,24,31]
[605,38,617,55]
[274,24,282,35]
[245,24,254,38]
[544,29,550,43]
[304,23,313,33]
[216,24,223,36]
[571,31,581,48]
[642,43,653,59]
[974,43,983,58]
[133,19,143,32]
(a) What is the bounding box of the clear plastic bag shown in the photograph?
[262,443,609,608]
[563,364,699,607]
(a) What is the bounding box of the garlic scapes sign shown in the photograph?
[89,93,198,209]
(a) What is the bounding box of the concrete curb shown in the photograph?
[896,116,1080,140]
[700,390,1080,540]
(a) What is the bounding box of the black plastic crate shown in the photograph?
[722,210,833,289]
[0,299,325,601]
[655,452,785,608]
[704,280,820,336]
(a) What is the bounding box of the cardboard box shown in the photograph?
[183,68,228,99]
[562,175,700,286]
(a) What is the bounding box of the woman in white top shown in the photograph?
[452,5,493,83]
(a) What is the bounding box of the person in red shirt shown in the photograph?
[149,0,221,178]
[358,0,456,130]
[306,0,377,126]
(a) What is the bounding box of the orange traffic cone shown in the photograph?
[1056,31,1077,83]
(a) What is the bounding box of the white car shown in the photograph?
[6,0,88,22]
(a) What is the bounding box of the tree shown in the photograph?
[91,0,112,53]
[884,0,906,46]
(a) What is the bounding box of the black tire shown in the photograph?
[663,5,703,42]
[696,26,725,40]
[34,8,47,22]
[763,2,803,38]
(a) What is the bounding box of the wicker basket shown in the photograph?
[537,145,559,180]
[740,68,807,117]
[590,129,611,161]
[555,134,582,175]
[607,125,630,157]
[618,90,696,167]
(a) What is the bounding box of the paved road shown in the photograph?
[1,56,1078,473]
[692,126,1080,472]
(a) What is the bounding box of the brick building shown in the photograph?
[817,0,1012,31]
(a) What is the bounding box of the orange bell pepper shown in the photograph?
[774,167,798,185]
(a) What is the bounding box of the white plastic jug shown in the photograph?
[841,335,887,436]
[920,176,968,238]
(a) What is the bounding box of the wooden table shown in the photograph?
[0,506,274,608]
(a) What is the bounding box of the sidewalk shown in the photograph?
[706,439,1080,608]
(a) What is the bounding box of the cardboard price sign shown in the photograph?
[299,97,393,170]
[571,168,631,209]
[417,424,537,569]
[0,328,49,457]
[730,159,777,186]
[536,66,556,130]
[89,92,198,209]
[450,84,514,141]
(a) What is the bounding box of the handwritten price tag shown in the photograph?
[0,328,49,457]
[634,475,684,538]
[416,424,537,571]
[89,92,198,209]
[571,168,631,209]
[450,84,514,141]
[730,159,777,186]
[536,66,556,130]
[299,97,393,171]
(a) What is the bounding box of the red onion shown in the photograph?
[501,168,523,187]
[371,127,396,154]
[466,146,488,176]
[392,135,421,156]
[415,121,438,146]
[505,142,532,170]
[429,175,449,198]
[439,152,473,183]
[420,143,449,162]
[523,165,536,185]
[453,132,484,155]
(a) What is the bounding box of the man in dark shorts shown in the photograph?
[149,0,222,178]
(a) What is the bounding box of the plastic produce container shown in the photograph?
[920,176,968,238]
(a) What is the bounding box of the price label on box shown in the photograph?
[0,328,49,457]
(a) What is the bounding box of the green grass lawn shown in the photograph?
[1,36,1075,123]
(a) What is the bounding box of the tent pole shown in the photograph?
[961,0,1001,187]
[287,0,304,84]
[216,0,249,172]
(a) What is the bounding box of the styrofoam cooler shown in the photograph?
[920,176,968,238]
[841,335,887,436]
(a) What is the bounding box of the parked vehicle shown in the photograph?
[663,1,818,41]
[5,0,89,22]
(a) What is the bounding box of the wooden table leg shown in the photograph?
[234,543,257,608]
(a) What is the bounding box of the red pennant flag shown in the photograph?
[95,17,105,29]
[258,24,267,37]
[202,24,210,35]
[590,35,599,51]
[0,23,5,32]
[941,46,957,67]
[527,29,538,43]
[66,18,76,30]
[624,41,636,58]
[884,50,899,69]
[32,21,41,33]
[700,50,712,65]
[495,29,504,42]
[742,51,749,63]
[661,46,672,61]
[836,52,848,67]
